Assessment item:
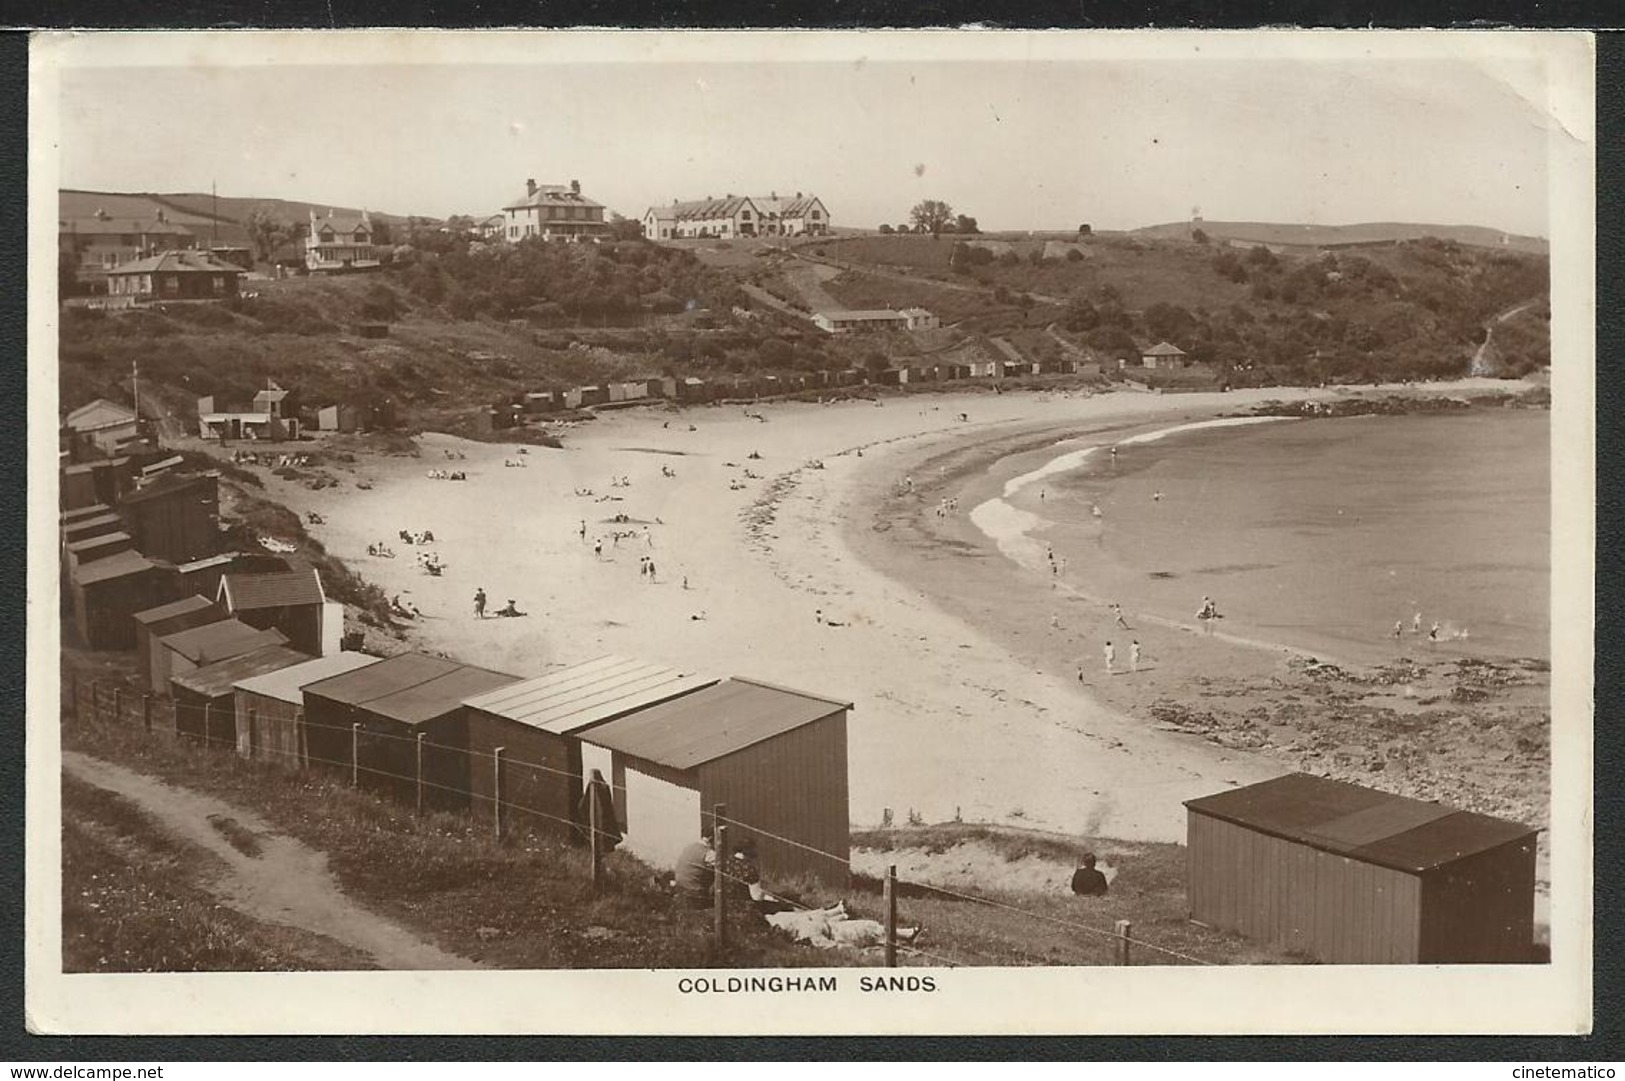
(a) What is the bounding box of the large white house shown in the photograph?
[504,178,610,242]
[306,209,380,273]
[643,192,830,240]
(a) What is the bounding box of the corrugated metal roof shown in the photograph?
[463,655,719,734]
[233,651,381,704]
[365,666,519,725]
[133,594,218,625]
[580,677,850,771]
[158,619,287,665]
[73,548,156,585]
[1184,773,1537,874]
[221,568,324,610]
[303,651,463,705]
[172,644,311,700]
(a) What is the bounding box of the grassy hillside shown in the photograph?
[1133,219,1548,255]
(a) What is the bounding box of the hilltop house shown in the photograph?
[306,209,380,273]
[751,192,830,237]
[643,192,830,241]
[103,251,245,305]
[504,179,610,242]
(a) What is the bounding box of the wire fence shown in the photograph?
[63,670,1220,968]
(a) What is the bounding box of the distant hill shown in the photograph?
[1132,220,1548,256]
[59,189,424,250]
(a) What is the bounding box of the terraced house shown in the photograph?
[504,178,610,242]
[643,192,830,240]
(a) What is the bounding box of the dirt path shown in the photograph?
[62,751,481,970]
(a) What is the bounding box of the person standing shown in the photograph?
[1103,640,1116,674]
[1412,611,1422,635]
[473,588,487,619]
[1130,640,1142,672]
[1393,620,1404,639]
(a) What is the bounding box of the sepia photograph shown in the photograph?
[26,30,1594,1035]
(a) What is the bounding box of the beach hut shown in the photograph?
[64,530,133,570]
[301,652,520,810]
[119,472,221,564]
[62,512,125,548]
[217,566,333,656]
[133,595,228,692]
[461,656,719,837]
[317,404,364,432]
[171,643,310,747]
[1184,773,1539,964]
[69,549,162,650]
[61,504,112,526]
[579,386,610,407]
[154,619,289,704]
[60,463,101,512]
[232,651,380,766]
[579,678,852,885]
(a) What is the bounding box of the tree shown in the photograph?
[608,213,644,242]
[1191,227,1209,245]
[1077,223,1092,236]
[246,209,296,263]
[878,223,894,234]
[954,213,980,235]
[897,223,914,235]
[910,199,955,236]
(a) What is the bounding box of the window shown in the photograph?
[741,210,751,219]
[811,209,822,219]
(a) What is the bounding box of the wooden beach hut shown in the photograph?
[1184,773,1539,964]
[153,619,288,705]
[579,678,852,885]
[461,655,719,837]
[232,651,380,767]
[171,643,310,747]
[69,549,162,650]
[217,567,330,656]
[133,595,228,692]
[301,652,520,810]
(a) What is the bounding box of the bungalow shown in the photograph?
[1141,341,1188,369]
[504,178,610,243]
[217,566,337,657]
[306,209,381,273]
[104,250,245,304]
[196,395,301,441]
[813,309,908,334]
[63,399,139,457]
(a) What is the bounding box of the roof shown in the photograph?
[133,594,221,626]
[220,567,324,611]
[60,217,196,238]
[120,470,216,506]
[1143,340,1187,356]
[304,651,519,725]
[233,651,381,704]
[504,185,606,212]
[580,677,851,771]
[62,513,124,540]
[751,194,824,218]
[657,196,759,222]
[72,548,156,586]
[821,310,908,321]
[65,531,131,555]
[463,655,720,735]
[254,388,290,404]
[311,210,371,235]
[64,398,137,432]
[171,644,311,701]
[1183,773,1538,875]
[158,619,287,666]
[105,250,247,276]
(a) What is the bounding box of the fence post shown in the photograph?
[247,706,257,759]
[588,769,604,896]
[1114,919,1133,966]
[142,693,153,734]
[296,707,307,769]
[492,746,505,842]
[113,686,122,723]
[415,732,425,815]
[350,723,360,787]
[713,803,728,946]
[202,701,211,747]
[884,864,898,968]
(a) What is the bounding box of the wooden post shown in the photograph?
[1115,919,1133,966]
[350,722,360,787]
[247,706,258,760]
[113,686,122,723]
[295,707,307,769]
[884,864,898,968]
[588,768,604,896]
[415,732,425,815]
[713,803,728,945]
[142,693,153,734]
[492,746,506,842]
[202,701,211,747]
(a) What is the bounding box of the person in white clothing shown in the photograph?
[1103,640,1116,674]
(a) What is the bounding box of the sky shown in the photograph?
[46,35,1560,236]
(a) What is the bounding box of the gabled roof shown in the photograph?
[158,619,287,666]
[463,655,720,735]
[504,185,606,212]
[751,194,824,218]
[303,650,519,725]
[60,217,196,238]
[105,250,247,276]
[233,651,381,704]
[822,309,907,321]
[659,196,760,223]
[1143,340,1187,356]
[219,567,324,611]
[1184,773,1538,875]
[72,548,156,586]
[64,398,137,432]
[581,677,851,771]
[172,644,311,701]
[311,210,371,236]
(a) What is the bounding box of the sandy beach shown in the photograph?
[252,380,1548,850]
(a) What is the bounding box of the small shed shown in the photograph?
[64,530,133,571]
[580,677,851,885]
[132,594,228,692]
[69,549,162,650]
[171,644,310,746]
[302,652,520,810]
[218,567,329,655]
[62,512,124,547]
[1185,773,1539,964]
[461,655,719,837]
[232,651,380,767]
[120,472,221,564]
[1141,340,1187,369]
[154,619,288,696]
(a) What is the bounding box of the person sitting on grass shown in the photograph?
[672,831,716,908]
[1070,853,1109,897]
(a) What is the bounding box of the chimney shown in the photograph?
[796,191,803,198]
[771,190,777,199]
[527,178,537,196]
[155,208,166,223]
[571,179,580,195]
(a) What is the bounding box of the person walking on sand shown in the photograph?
[1111,603,1130,630]
[593,538,603,559]
[1103,640,1116,675]
[1130,640,1142,673]
[1429,621,1441,644]
[1393,620,1404,639]
[1412,611,1422,635]
[474,588,487,619]
[579,519,586,542]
